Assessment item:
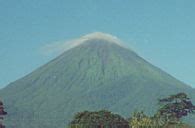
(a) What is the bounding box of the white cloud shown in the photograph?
[40,32,127,56]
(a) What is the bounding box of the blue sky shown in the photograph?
[0,0,195,88]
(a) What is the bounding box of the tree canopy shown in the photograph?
[158,92,195,124]
[68,93,195,128]
[69,110,129,128]
[0,99,7,128]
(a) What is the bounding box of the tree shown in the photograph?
[129,111,153,128]
[69,110,129,128]
[157,92,195,124]
[0,99,7,128]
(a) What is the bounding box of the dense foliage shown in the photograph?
[0,99,7,128]
[69,92,195,128]
[157,93,195,125]
[129,111,153,128]
[129,93,195,128]
[69,110,129,128]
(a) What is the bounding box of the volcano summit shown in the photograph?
[0,32,194,128]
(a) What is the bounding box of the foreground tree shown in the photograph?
[69,110,129,128]
[129,111,153,128]
[0,99,7,128]
[157,92,195,125]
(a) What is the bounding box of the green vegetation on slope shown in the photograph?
[0,39,195,128]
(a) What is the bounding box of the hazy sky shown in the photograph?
[1,0,195,88]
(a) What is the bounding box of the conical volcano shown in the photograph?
[0,32,195,128]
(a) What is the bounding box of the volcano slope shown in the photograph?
[0,33,195,128]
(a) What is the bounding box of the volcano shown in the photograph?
[0,32,195,128]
